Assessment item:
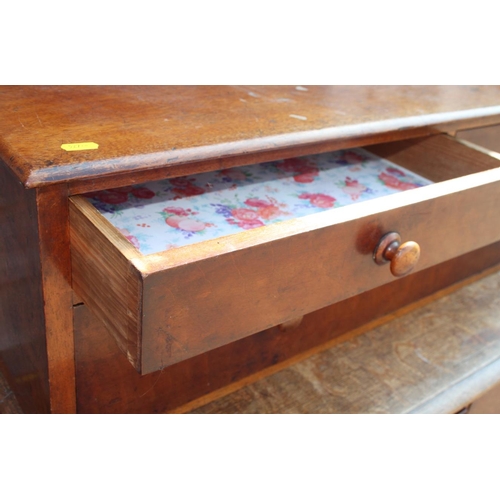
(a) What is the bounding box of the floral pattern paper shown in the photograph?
[85,148,432,255]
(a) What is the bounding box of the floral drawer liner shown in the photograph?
[85,148,432,255]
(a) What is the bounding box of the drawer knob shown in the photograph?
[373,232,420,277]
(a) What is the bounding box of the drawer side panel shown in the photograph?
[69,198,143,370]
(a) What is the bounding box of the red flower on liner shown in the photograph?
[96,191,128,204]
[299,193,336,208]
[231,208,259,221]
[132,187,155,199]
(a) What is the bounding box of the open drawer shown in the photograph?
[69,134,500,374]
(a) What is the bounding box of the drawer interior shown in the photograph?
[80,134,500,258]
[83,146,434,256]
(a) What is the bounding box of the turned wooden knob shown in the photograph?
[373,232,420,277]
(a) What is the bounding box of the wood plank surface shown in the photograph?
[190,267,500,414]
[2,86,500,189]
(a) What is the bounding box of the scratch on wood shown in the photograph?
[0,391,14,405]
[156,327,188,358]
[230,253,245,282]
[414,348,433,364]
[269,245,277,277]
[139,366,165,398]
[195,261,217,289]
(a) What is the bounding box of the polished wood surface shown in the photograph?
[3,242,500,414]
[373,232,421,277]
[279,316,304,332]
[69,135,500,374]
[456,124,500,153]
[73,242,500,413]
[366,134,500,182]
[2,87,500,413]
[0,164,76,413]
[468,382,500,413]
[190,267,500,414]
[36,185,76,413]
[2,86,500,189]
[69,195,143,369]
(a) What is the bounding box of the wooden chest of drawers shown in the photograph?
[2,86,500,413]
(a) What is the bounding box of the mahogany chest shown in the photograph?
[1,86,500,413]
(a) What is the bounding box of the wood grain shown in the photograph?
[69,196,143,370]
[366,133,500,182]
[69,135,500,373]
[3,87,500,414]
[2,86,500,189]
[142,162,500,373]
[36,184,76,413]
[73,241,500,413]
[190,268,500,414]
[456,124,500,153]
[0,164,50,413]
[0,165,76,413]
[467,381,500,414]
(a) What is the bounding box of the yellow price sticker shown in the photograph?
[61,142,99,151]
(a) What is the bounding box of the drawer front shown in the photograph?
[69,135,500,374]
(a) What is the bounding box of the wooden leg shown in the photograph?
[0,163,76,413]
[36,185,76,413]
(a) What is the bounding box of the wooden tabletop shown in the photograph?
[2,86,500,188]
